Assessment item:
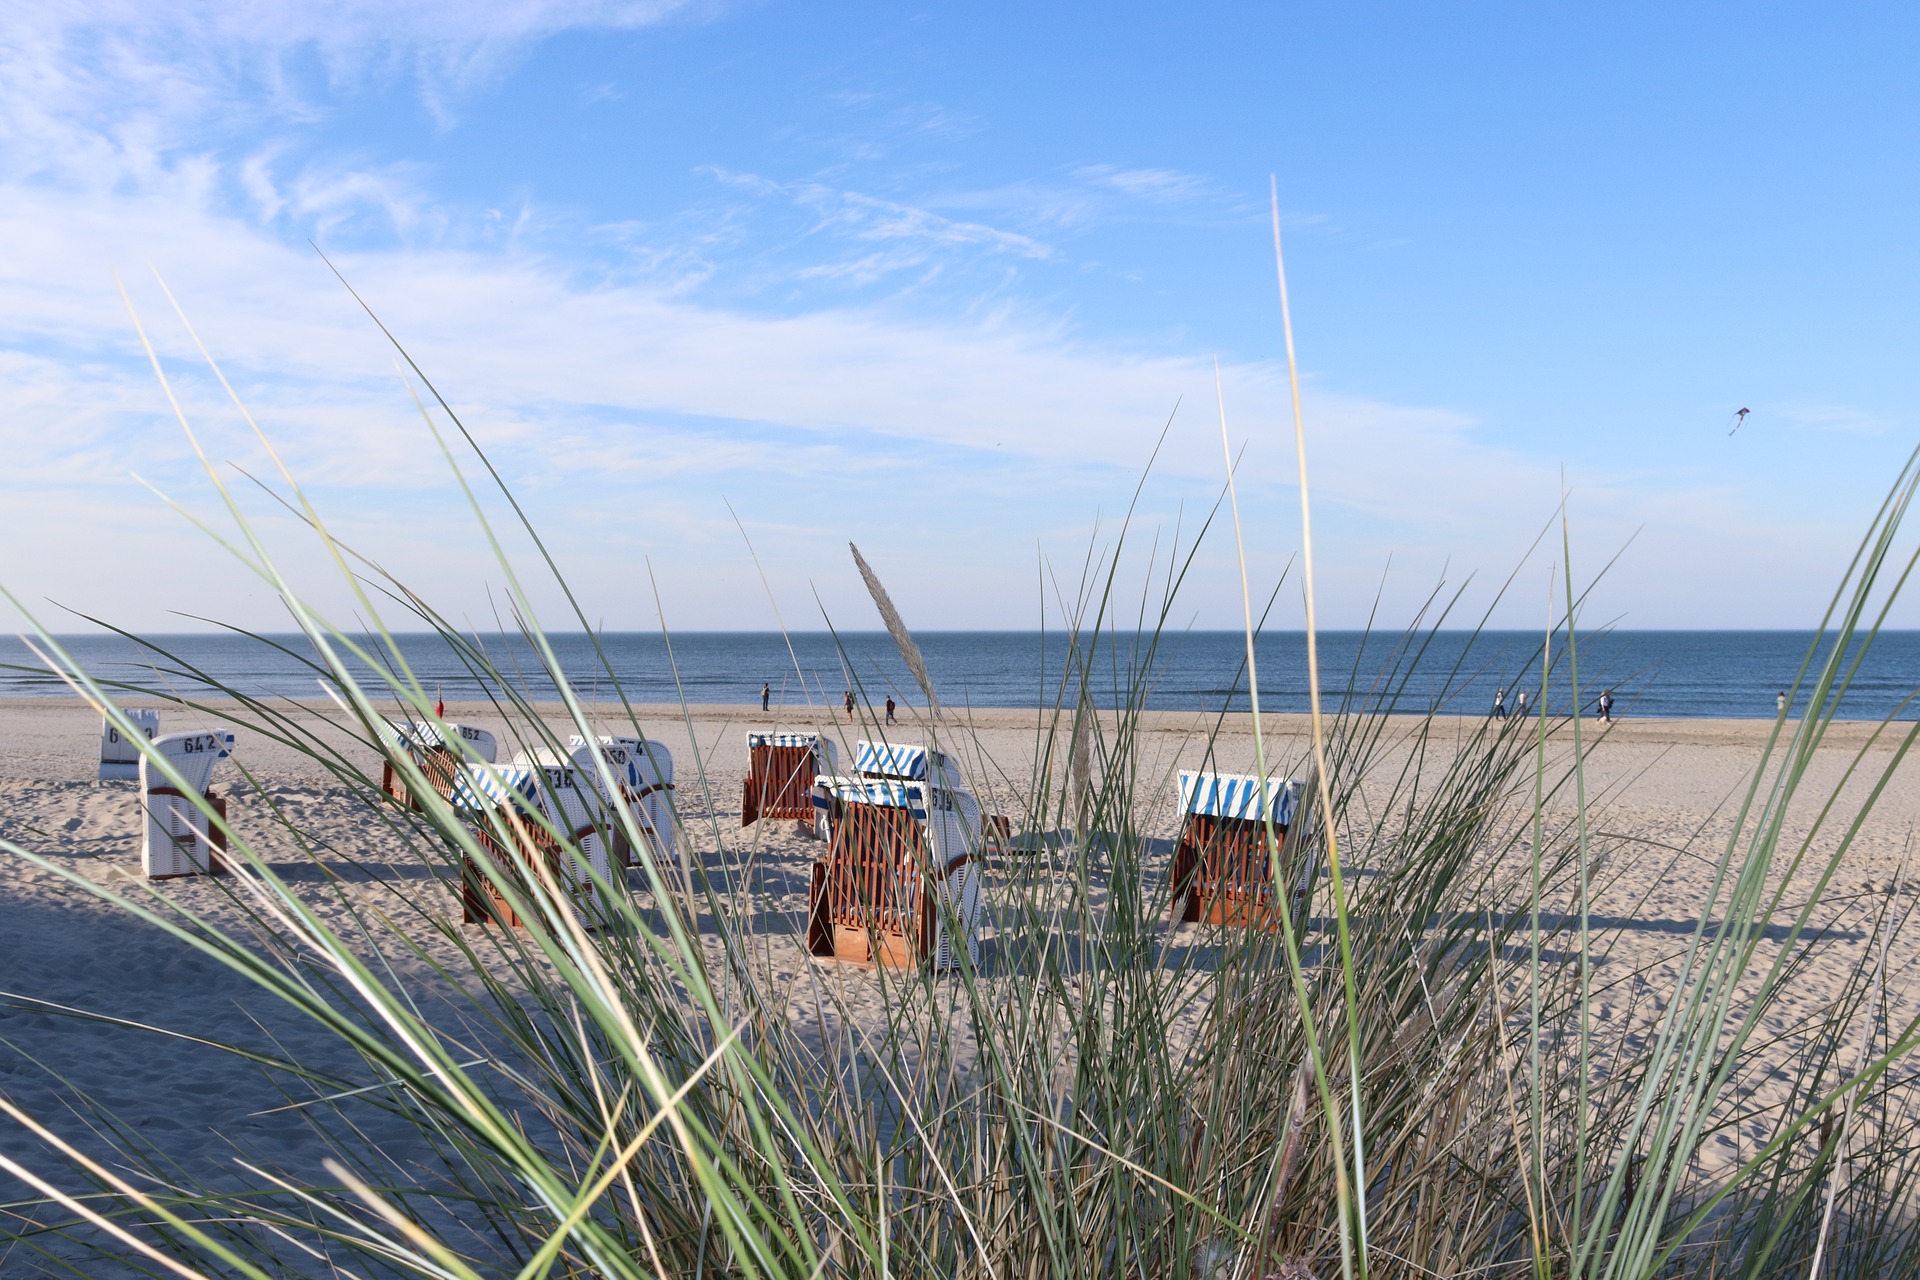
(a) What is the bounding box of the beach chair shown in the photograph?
[569,735,676,868]
[742,732,838,838]
[139,730,235,879]
[98,708,161,781]
[450,759,616,929]
[379,720,496,810]
[806,745,984,970]
[1168,769,1318,931]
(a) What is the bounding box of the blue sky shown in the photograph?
[3,1,1917,635]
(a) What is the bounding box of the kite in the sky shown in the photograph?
[1729,407,1751,436]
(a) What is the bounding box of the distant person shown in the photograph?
[1514,688,1529,717]
[1777,690,1788,716]
[1598,689,1615,724]
[761,682,770,712]
[885,696,897,725]
[1492,688,1507,720]
[844,689,855,721]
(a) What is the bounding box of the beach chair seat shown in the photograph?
[139,730,235,879]
[1169,770,1316,931]
[451,760,616,929]
[99,708,161,782]
[806,774,983,970]
[379,720,495,810]
[567,735,675,868]
[743,732,837,838]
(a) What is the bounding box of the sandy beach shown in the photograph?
[2,698,1916,1272]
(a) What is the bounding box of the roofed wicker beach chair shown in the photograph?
[450,758,617,930]
[140,729,235,879]
[564,734,676,869]
[1168,768,1319,931]
[379,719,496,810]
[742,732,838,839]
[98,708,160,781]
[805,740,985,970]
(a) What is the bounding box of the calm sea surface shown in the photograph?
[2,631,1915,720]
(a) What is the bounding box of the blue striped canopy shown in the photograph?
[382,720,443,753]
[1178,771,1298,825]
[451,765,543,812]
[813,776,926,820]
[855,740,932,779]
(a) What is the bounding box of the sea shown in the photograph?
[1,630,1915,721]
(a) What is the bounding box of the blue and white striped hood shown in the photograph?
[812,775,926,819]
[1178,771,1300,824]
[748,732,820,749]
[450,765,543,812]
[855,739,947,780]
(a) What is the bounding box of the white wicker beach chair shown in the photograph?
[139,729,235,879]
[455,756,615,928]
[568,734,676,868]
[99,708,161,781]
[379,719,496,808]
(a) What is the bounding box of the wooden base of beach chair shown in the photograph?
[383,750,461,812]
[381,760,413,809]
[1170,812,1291,931]
[460,825,604,930]
[805,803,977,969]
[803,861,914,967]
[146,791,230,880]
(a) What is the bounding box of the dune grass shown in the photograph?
[1,290,1919,1278]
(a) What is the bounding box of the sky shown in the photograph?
[3,1,1918,637]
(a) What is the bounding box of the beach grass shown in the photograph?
[2,294,1919,1278]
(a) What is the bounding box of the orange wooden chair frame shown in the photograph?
[1170,812,1292,929]
[806,800,970,967]
[459,813,607,930]
[742,743,816,825]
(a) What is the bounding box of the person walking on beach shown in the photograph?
[1514,688,1529,718]
[1598,689,1615,724]
[1493,687,1507,720]
[844,689,855,721]
[885,696,896,725]
[1777,690,1788,716]
[761,682,770,712]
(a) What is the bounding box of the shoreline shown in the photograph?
[10,697,1909,750]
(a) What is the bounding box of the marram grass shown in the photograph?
[1,303,1919,1278]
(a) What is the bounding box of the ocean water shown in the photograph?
[2,630,1915,720]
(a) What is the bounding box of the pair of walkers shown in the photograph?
[1492,688,1528,719]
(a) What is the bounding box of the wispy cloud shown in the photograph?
[0,0,1891,634]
